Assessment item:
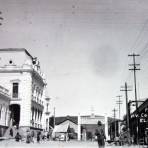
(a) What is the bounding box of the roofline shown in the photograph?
[56,119,78,125]
[0,48,33,59]
[81,115,104,118]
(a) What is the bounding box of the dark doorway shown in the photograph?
[9,104,20,127]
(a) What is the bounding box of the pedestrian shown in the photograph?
[37,131,41,143]
[10,128,13,137]
[15,132,21,142]
[95,121,106,148]
[26,130,31,144]
[31,131,34,143]
[47,132,50,141]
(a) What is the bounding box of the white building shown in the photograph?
[0,85,11,137]
[0,48,49,132]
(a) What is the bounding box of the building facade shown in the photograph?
[79,114,106,141]
[51,114,109,141]
[129,99,148,144]
[0,85,11,136]
[0,48,48,132]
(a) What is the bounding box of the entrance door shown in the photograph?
[9,104,20,127]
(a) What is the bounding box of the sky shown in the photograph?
[0,0,148,118]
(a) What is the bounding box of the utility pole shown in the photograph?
[128,53,140,144]
[121,82,132,142]
[112,108,117,139]
[116,95,122,120]
[116,95,122,135]
[53,107,56,128]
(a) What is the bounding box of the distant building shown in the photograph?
[50,114,108,141]
[80,114,106,141]
[129,98,148,144]
[0,85,11,137]
[0,48,49,132]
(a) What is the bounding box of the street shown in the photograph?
[0,139,144,148]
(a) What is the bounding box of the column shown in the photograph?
[78,113,81,141]
[105,113,109,140]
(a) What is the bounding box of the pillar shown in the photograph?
[105,113,109,140]
[78,113,81,141]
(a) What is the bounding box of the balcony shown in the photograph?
[45,111,50,116]
[0,85,10,98]
[32,95,43,107]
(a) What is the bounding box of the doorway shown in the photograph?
[9,104,20,127]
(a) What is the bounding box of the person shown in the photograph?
[26,130,31,143]
[37,131,41,143]
[15,132,21,142]
[31,131,34,143]
[47,132,50,141]
[95,121,106,148]
[10,128,13,137]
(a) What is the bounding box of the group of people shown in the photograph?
[13,121,106,147]
[14,130,50,144]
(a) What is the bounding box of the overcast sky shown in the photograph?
[0,0,148,118]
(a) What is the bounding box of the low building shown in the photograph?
[129,98,148,144]
[0,85,11,137]
[80,114,105,141]
[50,114,109,141]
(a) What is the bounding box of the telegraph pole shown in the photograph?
[112,108,117,139]
[116,95,122,120]
[128,53,140,144]
[121,82,132,141]
[53,107,56,128]
[116,95,122,135]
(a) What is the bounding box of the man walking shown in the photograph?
[95,121,106,148]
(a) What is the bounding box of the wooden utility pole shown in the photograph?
[116,95,122,134]
[112,108,117,139]
[128,53,140,144]
[116,95,122,120]
[53,107,56,128]
[121,82,132,140]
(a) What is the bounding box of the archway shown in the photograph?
[9,104,20,127]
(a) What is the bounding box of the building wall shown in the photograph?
[0,85,11,137]
[0,49,46,131]
[0,92,10,127]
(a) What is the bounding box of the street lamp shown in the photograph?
[45,97,51,115]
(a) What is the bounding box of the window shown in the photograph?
[12,83,19,98]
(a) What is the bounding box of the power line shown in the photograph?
[130,19,148,53]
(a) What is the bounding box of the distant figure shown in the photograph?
[37,131,41,143]
[10,128,13,137]
[95,121,106,148]
[47,132,50,140]
[15,132,21,142]
[31,131,35,143]
[26,130,31,143]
